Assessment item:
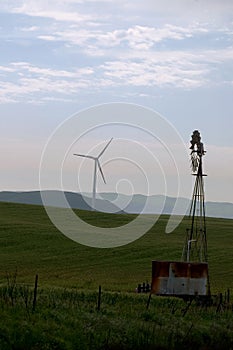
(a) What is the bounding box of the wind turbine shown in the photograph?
[74,138,113,210]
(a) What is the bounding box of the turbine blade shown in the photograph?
[97,160,106,184]
[98,138,113,158]
[73,154,95,160]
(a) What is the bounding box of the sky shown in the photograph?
[1,0,233,202]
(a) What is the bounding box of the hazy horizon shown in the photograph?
[1,188,233,205]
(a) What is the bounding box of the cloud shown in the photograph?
[7,0,233,21]
[35,23,210,53]
[130,0,233,25]
[0,66,16,73]
[0,62,96,104]
[99,46,233,88]
[0,43,233,104]
[5,0,98,23]
[1,0,233,103]
[21,26,39,32]
[3,1,233,59]
[37,35,57,41]
[101,57,209,89]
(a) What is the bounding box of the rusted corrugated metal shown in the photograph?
[151,261,208,296]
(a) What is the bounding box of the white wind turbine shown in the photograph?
[74,138,113,210]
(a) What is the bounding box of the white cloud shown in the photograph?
[1,0,233,102]
[130,0,233,25]
[0,66,16,73]
[37,23,210,53]
[0,43,233,104]
[124,24,208,50]
[7,0,233,22]
[21,26,39,32]
[0,62,96,104]
[37,35,56,41]
[101,58,208,88]
[11,62,94,78]
[5,0,97,23]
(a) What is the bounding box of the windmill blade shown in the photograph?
[97,160,106,184]
[97,138,113,158]
[73,154,96,160]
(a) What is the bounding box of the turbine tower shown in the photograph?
[74,138,113,210]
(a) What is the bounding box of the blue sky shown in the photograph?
[1,0,233,202]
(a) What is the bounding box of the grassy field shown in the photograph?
[0,202,233,349]
[0,201,232,293]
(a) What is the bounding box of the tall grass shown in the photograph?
[0,283,232,350]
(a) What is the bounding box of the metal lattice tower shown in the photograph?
[182,130,208,263]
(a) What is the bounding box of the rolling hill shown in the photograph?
[0,201,232,293]
[0,190,123,213]
[0,190,233,219]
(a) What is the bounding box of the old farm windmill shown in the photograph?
[182,130,208,263]
[151,130,210,297]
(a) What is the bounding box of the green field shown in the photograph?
[0,201,232,293]
[0,202,233,349]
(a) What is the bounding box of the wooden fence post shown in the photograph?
[97,285,101,311]
[32,274,38,312]
[146,293,152,310]
[227,288,230,304]
[216,292,223,313]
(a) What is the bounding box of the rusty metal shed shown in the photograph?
[151,260,208,296]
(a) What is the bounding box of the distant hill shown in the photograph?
[98,192,190,216]
[0,191,123,214]
[85,192,233,219]
[0,190,232,219]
